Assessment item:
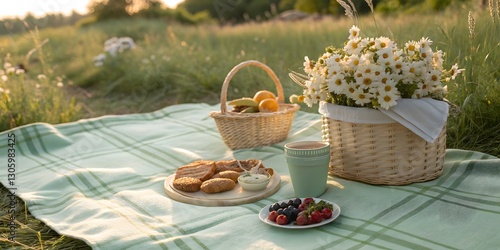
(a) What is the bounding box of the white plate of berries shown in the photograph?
[259,197,340,229]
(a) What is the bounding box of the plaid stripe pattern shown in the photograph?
[1,103,499,249]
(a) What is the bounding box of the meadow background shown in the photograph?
[0,0,499,248]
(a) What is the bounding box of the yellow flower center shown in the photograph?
[384,95,392,102]
[363,78,372,86]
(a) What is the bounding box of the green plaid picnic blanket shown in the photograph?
[1,103,499,249]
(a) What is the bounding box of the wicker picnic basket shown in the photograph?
[321,104,447,185]
[210,60,300,150]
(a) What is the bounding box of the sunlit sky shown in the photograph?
[0,0,184,19]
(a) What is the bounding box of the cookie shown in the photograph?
[211,170,240,183]
[200,178,236,194]
[173,177,203,192]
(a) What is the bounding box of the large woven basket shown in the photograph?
[322,108,446,185]
[210,60,300,150]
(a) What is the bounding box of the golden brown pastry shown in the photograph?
[175,160,216,181]
[200,178,236,194]
[214,159,264,173]
[173,177,203,192]
[211,170,240,183]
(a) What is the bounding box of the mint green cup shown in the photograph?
[284,141,330,197]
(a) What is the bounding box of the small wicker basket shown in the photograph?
[322,114,446,185]
[210,60,300,150]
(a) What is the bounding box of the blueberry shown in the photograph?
[293,198,301,207]
[271,203,280,211]
[287,199,294,207]
[277,208,284,215]
[283,208,292,218]
[280,201,288,208]
[290,208,300,221]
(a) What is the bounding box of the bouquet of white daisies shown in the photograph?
[290,25,463,110]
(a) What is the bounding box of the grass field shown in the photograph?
[0,4,499,249]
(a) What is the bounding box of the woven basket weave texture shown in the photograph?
[210,60,299,150]
[322,115,446,185]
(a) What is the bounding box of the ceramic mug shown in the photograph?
[284,141,330,197]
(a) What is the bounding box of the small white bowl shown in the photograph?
[238,173,271,191]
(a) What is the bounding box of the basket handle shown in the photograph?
[219,60,285,113]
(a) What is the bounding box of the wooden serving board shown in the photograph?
[164,173,281,206]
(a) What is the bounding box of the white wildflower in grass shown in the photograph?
[57,82,64,88]
[293,25,464,110]
[35,83,40,89]
[0,87,4,93]
[3,62,12,69]
[1,75,7,82]
[6,67,15,75]
[15,68,25,75]
[37,74,47,80]
[449,63,465,80]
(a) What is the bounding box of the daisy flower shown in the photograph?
[352,88,373,106]
[377,90,399,110]
[327,74,347,93]
[344,37,363,55]
[303,56,314,74]
[345,54,362,70]
[375,36,393,50]
[405,40,419,55]
[376,47,395,67]
[426,69,441,86]
[419,37,433,51]
[378,78,398,93]
[348,25,361,40]
[294,25,463,109]
[327,64,343,78]
[449,63,465,80]
[432,50,444,70]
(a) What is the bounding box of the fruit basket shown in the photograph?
[210,60,300,150]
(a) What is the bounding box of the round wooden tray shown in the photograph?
[164,173,281,206]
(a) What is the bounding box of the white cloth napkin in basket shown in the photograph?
[319,98,449,143]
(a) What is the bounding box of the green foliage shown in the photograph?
[0,28,80,131]
[444,11,500,156]
[88,0,132,20]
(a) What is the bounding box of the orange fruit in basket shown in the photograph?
[253,90,276,104]
[258,98,279,112]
